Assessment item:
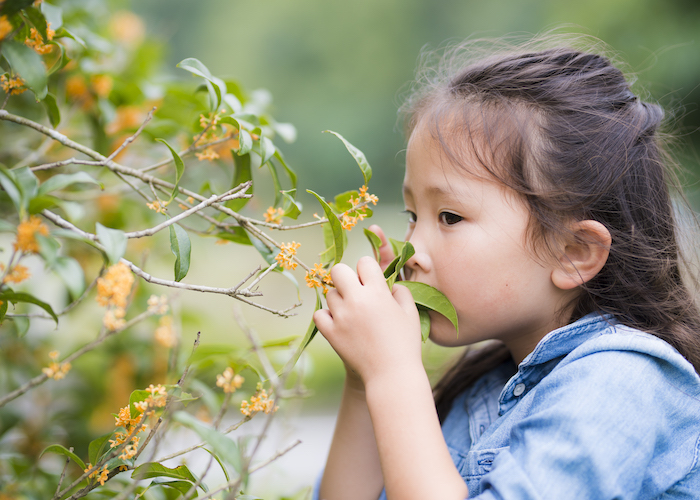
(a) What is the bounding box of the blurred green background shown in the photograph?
[130,0,700,207]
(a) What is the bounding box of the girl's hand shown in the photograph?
[313,256,423,386]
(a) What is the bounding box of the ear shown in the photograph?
[551,220,611,290]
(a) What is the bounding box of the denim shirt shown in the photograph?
[314,313,700,499]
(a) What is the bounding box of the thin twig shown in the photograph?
[232,305,279,386]
[0,311,153,408]
[107,107,156,161]
[52,453,72,500]
[30,158,104,171]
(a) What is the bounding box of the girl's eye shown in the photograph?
[404,210,417,223]
[439,212,463,225]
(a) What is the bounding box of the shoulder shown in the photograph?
[556,323,700,399]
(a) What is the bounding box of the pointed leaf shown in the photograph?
[0,165,22,213]
[14,166,39,212]
[41,444,87,471]
[169,223,191,282]
[156,139,185,205]
[364,228,382,263]
[41,2,63,30]
[88,433,113,465]
[401,281,458,335]
[307,190,344,265]
[383,242,415,290]
[172,412,241,472]
[284,289,322,372]
[227,153,252,212]
[0,290,57,324]
[131,462,200,485]
[323,130,372,185]
[177,58,221,111]
[42,92,61,127]
[274,150,297,190]
[96,223,127,265]
[2,40,48,100]
[53,256,86,300]
[38,172,102,196]
[281,189,301,220]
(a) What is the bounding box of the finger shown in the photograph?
[392,284,419,318]
[368,224,396,272]
[313,308,334,335]
[329,263,361,296]
[356,255,388,288]
[324,287,342,311]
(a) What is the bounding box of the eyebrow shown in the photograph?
[402,184,450,197]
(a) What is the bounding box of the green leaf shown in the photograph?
[41,92,60,128]
[96,223,127,265]
[41,444,87,471]
[401,281,459,335]
[177,57,222,111]
[128,389,151,418]
[13,316,29,336]
[274,150,297,190]
[271,121,297,143]
[227,153,252,212]
[38,172,102,196]
[0,290,57,324]
[418,308,431,342]
[0,300,8,323]
[202,447,230,482]
[281,189,301,220]
[169,223,191,281]
[238,129,253,156]
[0,165,22,214]
[23,6,48,41]
[156,139,185,205]
[151,480,199,497]
[36,233,59,266]
[131,463,205,491]
[215,226,252,246]
[257,135,275,165]
[2,40,48,100]
[383,241,415,290]
[267,160,282,206]
[323,130,372,186]
[284,289,322,372]
[333,190,359,212]
[54,27,85,48]
[307,190,344,265]
[88,433,113,466]
[364,228,382,263]
[53,256,86,300]
[14,166,39,212]
[172,412,241,472]
[28,194,58,213]
[41,2,63,30]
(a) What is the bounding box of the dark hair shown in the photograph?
[400,36,700,422]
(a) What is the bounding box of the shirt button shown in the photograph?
[513,383,526,397]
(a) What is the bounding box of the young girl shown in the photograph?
[311,36,700,499]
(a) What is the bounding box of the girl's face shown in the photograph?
[402,124,573,363]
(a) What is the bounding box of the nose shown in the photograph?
[404,227,432,280]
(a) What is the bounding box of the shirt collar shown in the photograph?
[498,312,616,415]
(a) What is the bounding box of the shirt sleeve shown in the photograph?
[471,349,700,500]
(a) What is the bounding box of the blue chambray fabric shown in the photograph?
[313,313,700,499]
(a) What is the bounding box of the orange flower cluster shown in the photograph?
[14,215,49,253]
[194,109,228,161]
[154,315,176,348]
[90,74,113,98]
[240,385,277,417]
[195,148,220,161]
[274,241,300,270]
[84,464,109,486]
[216,367,244,394]
[1,74,26,95]
[341,185,378,231]
[305,263,333,294]
[264,206,284,224]
[146,200,166,214]
[24,25,54,54]
[0,16,12,40]
[109,384,167,460]
[147,294,169,315]
[96,262,134,331]
[42,351,71,380]
[2,264,30,284]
